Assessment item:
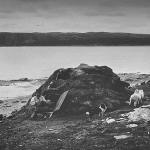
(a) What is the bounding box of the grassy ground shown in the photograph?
[1,105,150,150]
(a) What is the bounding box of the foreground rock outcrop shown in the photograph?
[29,64,131,115]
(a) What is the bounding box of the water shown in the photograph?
[0,80,42,116]
[0,46,150,97]
[0,81,41,100]
[0,46,150,80]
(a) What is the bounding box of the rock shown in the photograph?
[0,100,3,104]
[141,81,146,86]
[28,64,130,115]
[126,124,138,128]
[11,78,30,82]
[0,114,3,121]
[105,118,116,124]
[18,78,29,81]
[126,107,150,122]
[114,134,132,140]
[12,100,20,103]
[5,105,11,107]
[116,118,127,123]
[21,101,27,103]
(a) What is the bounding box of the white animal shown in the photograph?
[139,89,144,99]
[129,90,140,107]
[129,89,144,107]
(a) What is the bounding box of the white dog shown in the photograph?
[139,89,144,99]
[129,89,144,107]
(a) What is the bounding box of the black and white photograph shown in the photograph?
[0,0,150,149]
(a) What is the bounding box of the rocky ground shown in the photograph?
[1,105,150,150]
[1,68,150,150]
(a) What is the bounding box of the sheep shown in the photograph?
[129,89,144,107]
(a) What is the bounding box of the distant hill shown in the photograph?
[0,78,47,86]
[0,32,150,46]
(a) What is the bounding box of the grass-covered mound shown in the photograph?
[30,64,131,115]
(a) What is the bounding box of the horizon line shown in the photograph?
[0,31,150,35]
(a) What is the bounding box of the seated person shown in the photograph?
[30,94,55,119]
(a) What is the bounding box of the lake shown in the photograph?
[0,46,150,80]
[0,80,41,100]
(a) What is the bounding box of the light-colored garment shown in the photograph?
[30,96,39,106]
[30,95,51,106]
[39,96,47,102]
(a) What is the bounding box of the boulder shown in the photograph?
[0,100,3,104]
[0,114,3,121]
[29,64,131,115]
[125,107,150,122]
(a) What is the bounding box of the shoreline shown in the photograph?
[0,95,30,117]
[1,73,150,117]
[0,79,46,117]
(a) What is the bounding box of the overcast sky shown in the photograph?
[0,0,150,33]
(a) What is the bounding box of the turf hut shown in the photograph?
[31,64,130,115]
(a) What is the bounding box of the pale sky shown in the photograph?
[0,0,150,33]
